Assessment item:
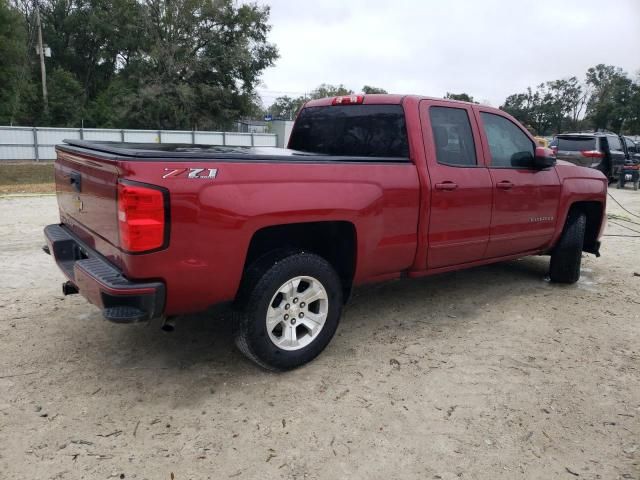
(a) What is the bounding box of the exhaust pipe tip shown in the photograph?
[62,281,79,295]
[160,316,176,333]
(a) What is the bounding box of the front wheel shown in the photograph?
[233,252,343,371]
[549,211,586,284]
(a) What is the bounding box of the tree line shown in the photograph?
[266,84,388,120]
[267,67,640,136]
[500,65,640,135]
[0,0,278,130]
[1,0,638,134]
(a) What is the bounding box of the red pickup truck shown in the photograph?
[44,94,607,370]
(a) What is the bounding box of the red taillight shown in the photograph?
[581,150,604,158]
[117,182,167,253]
[332,95,364,105]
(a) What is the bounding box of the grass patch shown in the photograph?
[0,162,54,186]
[0,183,56,195]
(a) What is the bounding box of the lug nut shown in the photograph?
[300,302,305,308]
[293,298,298,304]
[284,314,289,320]
[298,312,304,318]
[285,304,290,310]
[291,318,296,325]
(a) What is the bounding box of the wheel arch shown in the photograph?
[241,221,358,301]
[565,201,604,255]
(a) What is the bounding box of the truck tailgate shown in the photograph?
[55,149,120,247]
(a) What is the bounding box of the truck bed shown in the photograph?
[59,140,409,163]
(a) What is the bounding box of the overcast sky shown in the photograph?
[255,0,640,107]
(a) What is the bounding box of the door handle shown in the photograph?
[496,180,513,190]
[435,182,458,191]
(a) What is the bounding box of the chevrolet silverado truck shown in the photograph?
[44,94,607,370]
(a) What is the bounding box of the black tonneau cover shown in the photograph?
[57,140,409,163]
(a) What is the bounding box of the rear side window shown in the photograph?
[429,107,477,166]
[288,105,409,158]
[607,136,622,151]
[480,112,535,168]
[557,137,596,151]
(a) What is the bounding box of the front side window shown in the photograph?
[480,112,535,168]
[429,107,477,166]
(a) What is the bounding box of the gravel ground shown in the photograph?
[0,190,638,480]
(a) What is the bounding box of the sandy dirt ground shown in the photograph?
[0,189,638,480]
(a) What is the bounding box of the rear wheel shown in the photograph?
[549,211,586,284]
[233,252,343,371]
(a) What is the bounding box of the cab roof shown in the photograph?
[303,94,485,109]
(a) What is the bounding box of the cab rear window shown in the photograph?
[288,105,409,159]
[557,137,596,151]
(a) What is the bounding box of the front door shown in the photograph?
[420,100,493,269]
[606,134,627,179]
[475,108,561,258]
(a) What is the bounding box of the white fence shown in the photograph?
[0,126,278,161]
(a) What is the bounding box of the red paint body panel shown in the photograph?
[471,106,562,257]
[49,95,607,319]
[54,154,420,315]
[418,99,494,268]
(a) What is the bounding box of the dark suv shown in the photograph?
[552,132,628,182]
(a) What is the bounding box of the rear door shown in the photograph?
[475,108,561,258]
[606,135,627,178]
[420,100,493,268]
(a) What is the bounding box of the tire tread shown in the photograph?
[549,210,587,284]
[233,252,342,371]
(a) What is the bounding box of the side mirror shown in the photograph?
[533,146,556,169]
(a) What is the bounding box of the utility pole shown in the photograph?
[35,0,48,116]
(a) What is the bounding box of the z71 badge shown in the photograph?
[162,168,218,179]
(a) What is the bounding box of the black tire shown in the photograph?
[549,211,586,284]
[233,252,343,371]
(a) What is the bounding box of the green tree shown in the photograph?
[444,92,475,103]
[624,81,640,134]
[0,0,33,124]
[585,64,635,133]
[99,0,278,129]
[267,95,304,120]
[7,0,278,128]
[362,85,387,94]
[40,0,145,103]
[501,78,587,135]
[45,67,85,126]
[267,84,359,120]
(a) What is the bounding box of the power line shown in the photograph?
[608,220,640,234]
[607,214,640,227]
[608,191,640,219]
